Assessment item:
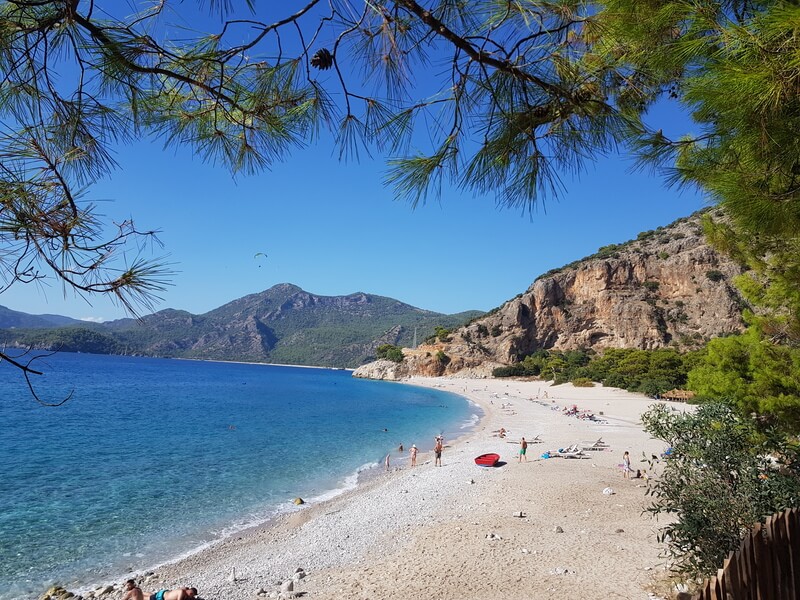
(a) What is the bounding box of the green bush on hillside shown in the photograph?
[376,344,404,363]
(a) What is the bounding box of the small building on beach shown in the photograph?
[662,389,696,402]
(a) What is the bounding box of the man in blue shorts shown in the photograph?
[144,587,198,600]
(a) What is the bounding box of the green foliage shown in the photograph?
[571,377,594,387]
[705,270,724,283]
[4,327,122,355]
[641,403,800,577]
[435,350,450,366]
[658,251,669,260]
[490,325,502,337]
[583,347,694,396]
[642,281,660,292]
[594,244,621,259]
[433,326,452,343]
[492,347,693,396]
[704,216,800,344]
[687,328,800,433]
[492,364,526,378]
[376,344,404,363]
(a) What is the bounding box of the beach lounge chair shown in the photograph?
[581,438,609,451]
[559,444,587,459]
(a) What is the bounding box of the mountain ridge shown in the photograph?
[0,284,483,368]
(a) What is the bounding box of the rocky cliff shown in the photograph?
[354,211,747,380]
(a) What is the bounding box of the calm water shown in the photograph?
[0,353,477,599]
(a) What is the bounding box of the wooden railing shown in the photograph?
[692,508,800,600]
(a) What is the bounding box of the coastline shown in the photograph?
[83,377,684,600]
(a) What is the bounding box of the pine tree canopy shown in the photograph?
[0,0,797,330]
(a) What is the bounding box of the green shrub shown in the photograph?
[658,251,670,260]
[376,344,404,363]
[433,326,452,342]
[493,364,525,378]
[571,377,594,387]
[642,403,800,577]
[705,270,724,282]
[642,281,660,292]
[491,325,502,337]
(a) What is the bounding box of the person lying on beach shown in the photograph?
[142,587,198,600]
[122,579,143,600]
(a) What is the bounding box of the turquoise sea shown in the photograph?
[0,353,478,600]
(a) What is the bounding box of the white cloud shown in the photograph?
[80,316,106,323]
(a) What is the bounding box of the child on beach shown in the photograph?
[622,451,631,479]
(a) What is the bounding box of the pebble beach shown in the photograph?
[82,377,687,600]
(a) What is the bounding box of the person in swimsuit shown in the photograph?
[622,451,632,479]
[434,436,443,467]
[518,437,528,462]
[144,587,198,600]
[410,444,418,467]
[121,580,144,600]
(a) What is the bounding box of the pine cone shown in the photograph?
[311,48,333,70]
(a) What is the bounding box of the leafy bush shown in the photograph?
[705,270,724,282]
[658,251,670,260]
[641,403,800,577]
[435,350,450,365]
[491,325,502,337]
[376,344,404,363]
[642,280,660,292]
[493,364,526,377]
[687,328,800,433]
[433,326,452,342]
[571,377,594,387]
[476,324,489,337]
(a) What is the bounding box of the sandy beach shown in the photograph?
[99,377,687,600]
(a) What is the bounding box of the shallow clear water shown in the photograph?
[0,353,477,599]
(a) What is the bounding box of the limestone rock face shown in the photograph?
[451,214,746,367]
[358,212,748,378]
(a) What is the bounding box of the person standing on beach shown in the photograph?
[434,436,443,467]
[622,451,632,479]
[384,453,391,471]
[122,580,144,600]
[410,444,418,467]
[518,437,528,462]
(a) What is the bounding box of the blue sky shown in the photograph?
[0,6,708,322]
[1,125,706,322]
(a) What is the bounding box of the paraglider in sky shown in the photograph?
[254,252,268,267]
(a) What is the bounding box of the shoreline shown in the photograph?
[80,377,685,600]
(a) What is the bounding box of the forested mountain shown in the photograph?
[0,306,81,329]
[0,284,481,368]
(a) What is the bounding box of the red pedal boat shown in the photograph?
[474,453,500,467]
